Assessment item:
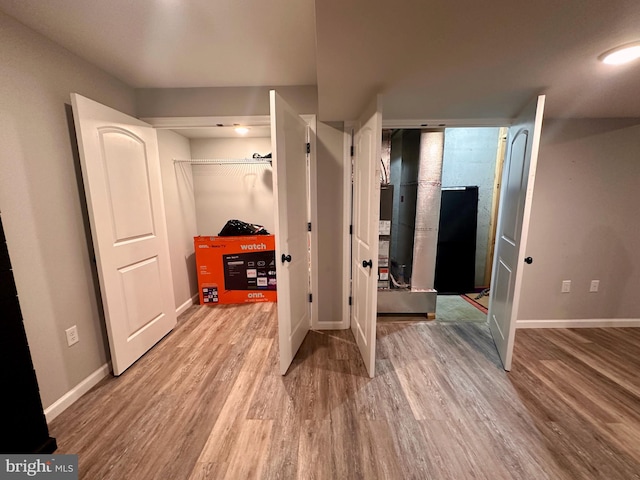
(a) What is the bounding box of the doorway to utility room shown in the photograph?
[377,126,507,324]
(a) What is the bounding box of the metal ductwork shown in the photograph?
[378,129,443,316]
[411,129,444,292]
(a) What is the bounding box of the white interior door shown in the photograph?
[71,93,177,376]
[351,96,382,378]
[488,95,545,371]
[270,90,311,375]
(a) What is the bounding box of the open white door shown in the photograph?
[488,95,545,371]
[351,96,383,378]
[270,91,311,375]
[71,94,177,376]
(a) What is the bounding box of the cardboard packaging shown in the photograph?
[194,235,277,305]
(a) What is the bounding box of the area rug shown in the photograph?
[462,292,489,314]
[436,295,487,322]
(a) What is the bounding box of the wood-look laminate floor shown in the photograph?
[49,303,640,479]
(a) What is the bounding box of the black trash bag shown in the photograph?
[218,219,270,236]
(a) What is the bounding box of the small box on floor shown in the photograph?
[194,235,277,305]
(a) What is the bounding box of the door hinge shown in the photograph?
[307,222,312,232]
[350,145,354,157]
[349,296,352,306]
[306,142,311,154]
[308,293,313,303]
[349,225,353,235]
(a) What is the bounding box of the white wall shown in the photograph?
[189,137,274,235]
[0,11,136,409]
[518,119,640,324]
[316,121,345,325]
[442,127,501,287]
[157,130,198,310]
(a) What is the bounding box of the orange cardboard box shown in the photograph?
[195,235,277,305]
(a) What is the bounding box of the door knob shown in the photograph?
[362,259,373,269]
[281,254,292,263]
[524,256,533,264]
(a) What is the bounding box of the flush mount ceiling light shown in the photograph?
[234,127,250,135]
[600,42,640,65]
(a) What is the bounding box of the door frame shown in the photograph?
[484,127,509,286]
[341,118,518,329]
[144,114,319,327]
[341,121,357,328]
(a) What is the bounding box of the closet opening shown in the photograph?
[376,126,508,323]
[169,124,276,238]
[147,105,321,375]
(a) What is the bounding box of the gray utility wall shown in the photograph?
[442,127,501,287]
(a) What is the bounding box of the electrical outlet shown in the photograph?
[590,280,600,292]
[65,325,79,346]
[561,280,571,293]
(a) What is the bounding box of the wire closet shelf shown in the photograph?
[172,157,272,166]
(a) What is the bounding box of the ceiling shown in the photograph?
[0,0,317,88]
[2,0,640,121]
[315,0,640,120]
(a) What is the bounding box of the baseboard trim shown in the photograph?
[44,363,112,423]
[314,322,350,330]
[176,293,198,316]
[517,318,640,329]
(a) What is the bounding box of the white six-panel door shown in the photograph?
[270,90,312,375]
[351,97,383,378]
[71,93,177,376]
[488,95,545,371]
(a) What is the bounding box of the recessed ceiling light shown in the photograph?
[600,43,640,65]
[235,127,249,135]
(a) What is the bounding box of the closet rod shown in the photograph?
[173,158,272,165]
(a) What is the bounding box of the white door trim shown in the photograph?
[342,122,356,328]
[302,114,320,330]
[141,115,271,129]
[382,118,512,129]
